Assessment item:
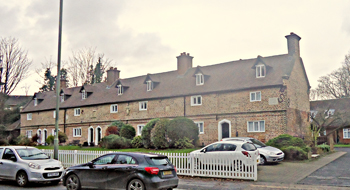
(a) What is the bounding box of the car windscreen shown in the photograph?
[250,138,266,148]
[15,148,49,160]
[147,156,171,166]
[241,143,257,151]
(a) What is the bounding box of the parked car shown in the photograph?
[63,152,178,190]
[222,137,284,165]
[189,140,260,168]
[0,146,64,187]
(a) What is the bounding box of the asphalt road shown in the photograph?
[298,147,350,187]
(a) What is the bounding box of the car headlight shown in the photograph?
[268,151,275,155]
[28,162,41,169]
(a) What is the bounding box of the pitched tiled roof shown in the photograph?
[311,98,350,112]
[5,96,32,106]
[5,120,20,131]
[22,54,297,113]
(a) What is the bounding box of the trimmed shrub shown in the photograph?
[58,131,68,143]
[15,135,31,146]
[90,142,95,147]
[317,144,330,152]
[174,137,194,149]
[109,120,126,131]
[281,146,308,160]
[167,117,198,147]
[120,124,136,140]
[151,118,170,149]
[0,138,8,146]
[131,136,143,148]
[83,142,89,146]
[31,134,39,143]
[106,126,119,136]
[142,118,160,148]
[266,134,307,149]
[46,135,54,145]
[101,134,132,149]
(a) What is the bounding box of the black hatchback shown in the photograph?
[63,152,178,190]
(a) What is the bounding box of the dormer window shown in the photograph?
[82,90,87,100]
[325,109,335,118]
[147,80,153,91]
[34,98,38,106]
[196,73,204,85]
[60,93,65,102]
[118,85,123,95]
[256,64,265,78]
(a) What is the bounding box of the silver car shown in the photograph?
[0,146,64,187]
[222,137,284,165]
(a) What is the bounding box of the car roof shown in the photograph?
[0,146,36,149]
[222,137,252,141]
[103,152,167,158]
[210,140,246,146]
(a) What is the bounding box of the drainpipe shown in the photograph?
[64,109,67,133]
[183,96,186,116]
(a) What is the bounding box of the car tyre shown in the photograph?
[128,179,145,190]
[66,174,81,190]
[260,155,267,165]
[16,171,28,187]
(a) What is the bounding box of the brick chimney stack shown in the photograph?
[60,75,67,90]
[107,67,120,85]
[177,52,193,75]
[285,32,301,57]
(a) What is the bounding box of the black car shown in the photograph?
[63,152,178,190]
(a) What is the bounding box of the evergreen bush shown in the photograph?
[167,117,198,147]
[120,124,136,140]
[101,134,132,149]
[141,118,160,148]
[131,136,143,148]
[151,118,170,149]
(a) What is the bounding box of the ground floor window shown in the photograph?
[137,125,145,136]
[195,122,204,134]
[344,128,350,139]
[247,121,265,132]
[73,128,82,137]
[26,130,33,138]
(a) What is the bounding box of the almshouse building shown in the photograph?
[20,33,311,146]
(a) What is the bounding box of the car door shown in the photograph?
[106,154,138,190]
[0,148,5,178]
[79,154,117,189]
[0,148,18,179]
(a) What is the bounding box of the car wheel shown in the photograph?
[66,174,81,190]
[260,155,267,165]
[51,180,61,185]
[16,171,28,187]
[128,179,144,190]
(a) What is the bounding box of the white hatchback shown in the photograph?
[0,146,64,187]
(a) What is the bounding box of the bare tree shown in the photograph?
[67,47,111,86]
[312,52,350,100]
[0,37,32,95]
[21,84,30,96]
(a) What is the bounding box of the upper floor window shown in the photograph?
[146,80,153,91]
[74,108,81,116]
[82,90,87,100]
[250,91,261,102]
[73,128,82,137]
[34,98,38,106]
[53,110,56,118]
[196,74,204,85]
[247,121,265,132]
[191,95,202,106]
[60,93,65,102]
[139,101,148,111]
[137,124,145,136]
[256,64,265,78]
[27,113,32,120]
[118,85,123,95]
[195,122,204,134]
[325,109,335,118]
[344,128,350,139]
[110,104,118,113]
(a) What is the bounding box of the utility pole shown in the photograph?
[54,0,64,160]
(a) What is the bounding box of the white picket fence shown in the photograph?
[42,150,257,181]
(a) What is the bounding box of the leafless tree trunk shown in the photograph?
[0,37,32,95]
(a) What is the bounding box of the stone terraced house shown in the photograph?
[20,33,311,146]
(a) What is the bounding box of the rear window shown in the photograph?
[147,157,171,166]
[242,143,257,151]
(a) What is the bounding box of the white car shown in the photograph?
[0,146,64,187]
[189,140,260,168]
[222,137,284,165]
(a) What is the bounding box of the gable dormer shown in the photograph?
[60,89,72,103]
[192,66,209,86]
[79,86,93,100]
[33,93,44,106]
[115,80,129,95]
[252,56,271,78]
[143,74,159,92]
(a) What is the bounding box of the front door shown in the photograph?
[44,130,47,145]
[89,128,94,145]
[222,123,230,138]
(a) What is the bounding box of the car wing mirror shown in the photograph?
[87,161,94,168]
[201,148,207,153]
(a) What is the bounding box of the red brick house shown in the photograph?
[20,33,311,146]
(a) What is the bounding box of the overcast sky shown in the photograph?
[1,0,350,95]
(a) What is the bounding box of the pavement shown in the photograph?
[177,150,348,189]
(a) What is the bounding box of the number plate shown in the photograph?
[163,171,172,175]
[47,172,59,177]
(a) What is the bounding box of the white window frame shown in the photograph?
[53,110,56,118]
[26,130,33,138]
[344,128,350,139]
[27,113,32,120]
[137,124,145,136]
[52,129,60,136]
[146,80,153,91]
[60,93,65,102]
[74,108,81,116]
[110,104,118,113]
[118,85,123,95]
[82,90,87,100]
[310,110,318,122]
[191,95,202,106]
[139,101,148,111]
[195,121,204,134]
[73,128,82,137]
[247,120,265,132]
[34,98,38,106]
[250,91,261,102]
[196,73,204,86]
[256,64,266,78]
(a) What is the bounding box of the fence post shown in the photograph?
[190,153,194,177]
[74,150,77,165]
